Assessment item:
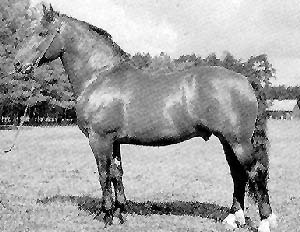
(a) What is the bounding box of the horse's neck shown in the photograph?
[60,18,123,97]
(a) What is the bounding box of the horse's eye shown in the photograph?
[39,31,48,36]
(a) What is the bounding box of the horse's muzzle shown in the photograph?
[23,64,34,74]
[14,61,22,73]
[14,61,34,74]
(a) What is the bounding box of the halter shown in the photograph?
[30,20,62,71]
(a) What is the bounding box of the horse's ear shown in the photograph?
[48,3,55,20]
[41,3,55,22]
[42,3,47,16]
[49,4,54,14]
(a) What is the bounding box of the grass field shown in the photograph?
[0,119,299,232]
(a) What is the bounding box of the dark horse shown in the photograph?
[15,5,277,231]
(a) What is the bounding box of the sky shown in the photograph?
[30,0,300,86]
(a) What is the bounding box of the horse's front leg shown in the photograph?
[111,141,126,224]
[89,130,114,226]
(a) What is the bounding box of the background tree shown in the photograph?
[147,52,175,73]
[131,52,152,69]
[203,53,222,66]
[221,51,244,73]
[0,1,76,125]
[0,0,34,123]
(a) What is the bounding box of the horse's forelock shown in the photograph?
[43,9,55,23]
[37,2,57,24]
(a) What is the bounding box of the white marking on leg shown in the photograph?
[114,158,121,166]
[223,213,237,229]
[258,213,277,232]
[235,209,245,225]
[268,213,277,229]
[258,219,270,232]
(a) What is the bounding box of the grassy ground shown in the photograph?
[0,119,299,231]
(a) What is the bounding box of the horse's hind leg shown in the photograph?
[111,141,126,224]
[219,136,249,229]
[254,168,277,232]
[248,151,277,232]
[89,131,114,226]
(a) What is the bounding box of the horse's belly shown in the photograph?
[119,113,197,146]
[122,99,200,145]
[118,121,211,146]
[124,111,179,140]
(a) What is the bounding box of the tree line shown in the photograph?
[266,86,300,100]
[0,0,296,126]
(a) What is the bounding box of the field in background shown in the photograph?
[0,120,299,231]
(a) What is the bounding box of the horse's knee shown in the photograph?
[111,158,123,176]
[111,158,126,203]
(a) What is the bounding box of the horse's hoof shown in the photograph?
[112,216,125,225]
[104,220,113,228]
[258,219,270,232]
[223,213,237,230]
[113,208,126,224]
[113,204,126,224]
[118,213,126,224]
[93,212,104,221]
[258,213,277,232]
[104,214,113,227]
[234,209,245,225]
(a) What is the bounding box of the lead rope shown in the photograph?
[3,84,35,153]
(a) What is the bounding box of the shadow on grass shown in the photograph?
[37,195,257,231]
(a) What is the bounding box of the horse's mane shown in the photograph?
[53,11,130,60]
[87,24,113,41]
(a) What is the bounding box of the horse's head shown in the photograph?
[14,4,64,74]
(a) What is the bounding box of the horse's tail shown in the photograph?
[247,88,270,201]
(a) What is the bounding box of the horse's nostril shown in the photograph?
[24,65,33,74]
[14,61,22,72]
[20,64,34,74]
